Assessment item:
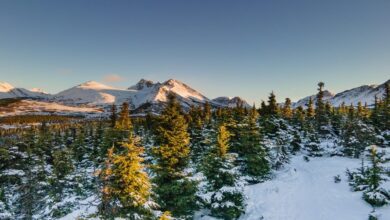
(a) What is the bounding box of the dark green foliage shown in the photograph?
[151,93,197,217]
[240,107,270,182]
[201,125,245,219]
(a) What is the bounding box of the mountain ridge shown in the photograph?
[1,79,389,115]
[292,79,389,108]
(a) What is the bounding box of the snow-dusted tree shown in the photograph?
[201,125,245,219]
[15,129,48,219]
[342,106,376,158]
[362,146,389,207]
[99,136,154,219]
[347,146,389,207]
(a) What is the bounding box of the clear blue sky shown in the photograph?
[0,0,389,104]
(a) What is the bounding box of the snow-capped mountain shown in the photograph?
[212,96,251,108]
[0,81,51,99]
[54,79,214,112]
[293,79,389,108]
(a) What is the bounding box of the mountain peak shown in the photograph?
[0,81,15,92]
[163,78,183,86]
[128,79,155,90]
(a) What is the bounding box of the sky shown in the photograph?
[0,0,389,104]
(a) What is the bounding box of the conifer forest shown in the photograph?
[0,82,389,220]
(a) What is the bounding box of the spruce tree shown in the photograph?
[203,101,212,125]
[115,102,132,131]
[306,97,315,119]
[201,124,245,219]
[342,105,375,158]
[241,106,270,182]
[362,146,388,207]
[259,100,267,116]
[315,82,329,133]
[267,92,279,116]
[99,135,154,219]
[151,93,197,217]
[282,98,293,119]
[293,106,305,127]
[110,104,117,128]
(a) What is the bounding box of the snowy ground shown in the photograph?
[60,155,390,220]
[240,155,389,220]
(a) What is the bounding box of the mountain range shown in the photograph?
[0,78,389,116]
[292,79,389,108]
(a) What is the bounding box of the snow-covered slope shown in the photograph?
[238,155,390,220]
[293,79,389,108]
[54,81,133,105]
[0,81,50,99]
[212,96,251,108]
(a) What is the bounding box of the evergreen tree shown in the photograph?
[315,82,329,133]
[347,146,389,207]
[292,106,305,127]
[115,102,132,131]
[201,125,245,219]
[99,136,154,219]
[282,98,293,119]
[241,106,270,182]
[110,104,117,128]
[152,93,197,217]
[306,97,315,119]
[203,102,212,125]
[267,91,279,116]
[342,106,375,158]
[363,146,389,207]
[259,100,267,116]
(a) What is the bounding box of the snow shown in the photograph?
[30,88,48,94]
[0,81,51,99]
[239,155,390,220]
[0,99,102,116]
[0,81,14,92]
[58,196,98,220]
